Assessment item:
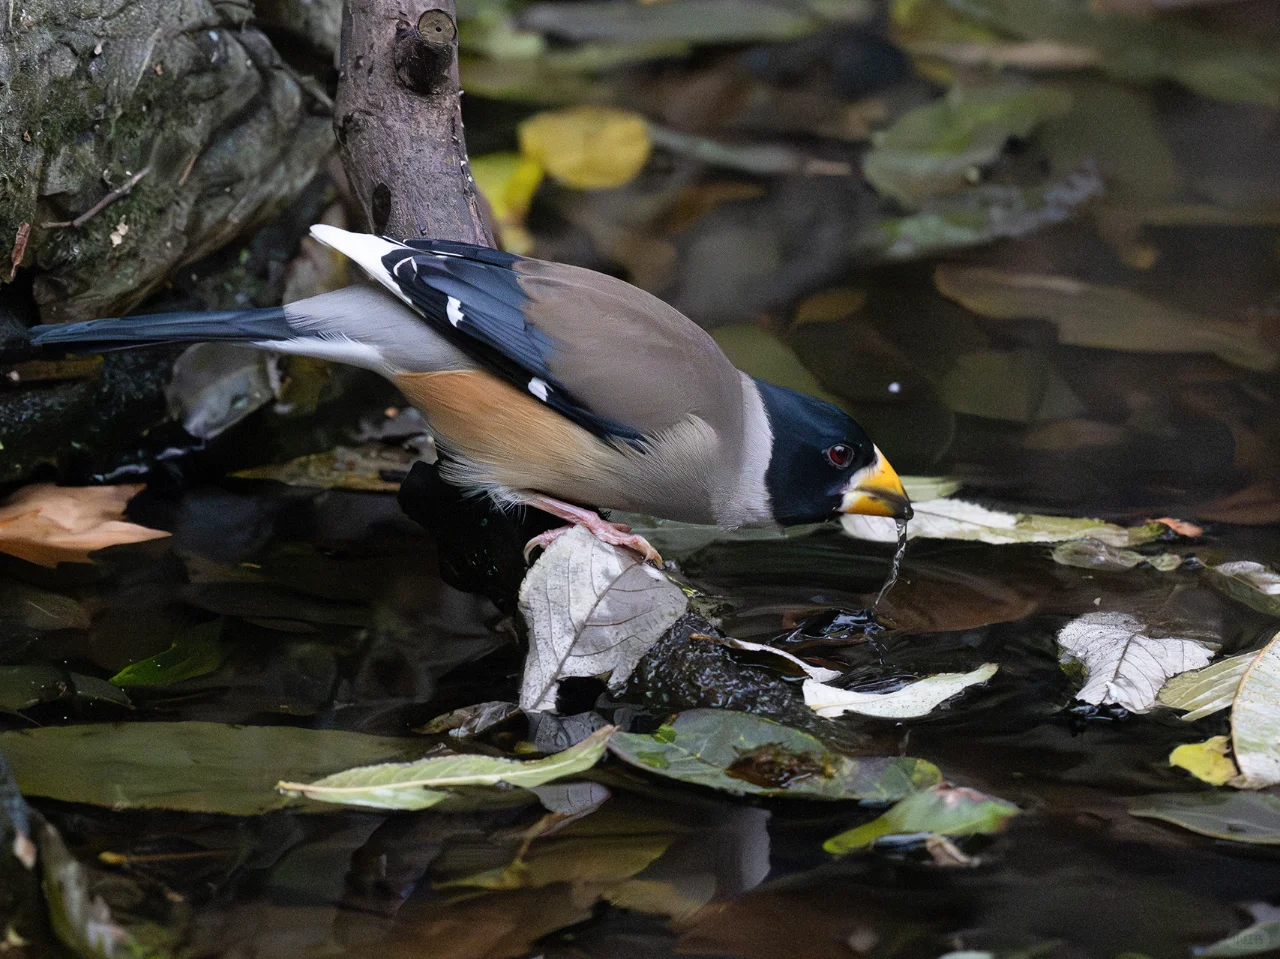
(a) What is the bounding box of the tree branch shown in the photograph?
[334,0,494,246]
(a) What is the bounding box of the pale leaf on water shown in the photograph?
[519,526,688,712]
[0,484,170,567]
[803,663,998,719]
[1157,652,1253,721]
[843,498,1170,547]
[277,726,614,811]
[1056,612,1217,713]
[1207,561,1280,618]
[1230,630,1280,789]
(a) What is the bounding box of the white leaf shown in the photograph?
[843,498,1169,546]
[166,344,280,440]
[713,635,843,683]
[519,526,688,712]
[1157,653,1254,721]
[1231,629,1280,789]
[804,663,998,719]
[1208,561,1280,617]
[1057,612,1217,713]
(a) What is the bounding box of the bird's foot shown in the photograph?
[522,495,663,565]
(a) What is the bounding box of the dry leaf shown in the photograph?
[0,485,169,567]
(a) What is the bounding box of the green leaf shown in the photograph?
[803,663,997,719]
[278,726,615,811]
[608,709,941,800]
[0,723,430,815]
[1206,562,1280,618]
[109,620,227,688]
[1157,653,1253,721]
[824,786,1019,855]
[1198,920,1280,958]
[1131,792,1280,844]
[863,82,1073,207]
[0,666,131,714]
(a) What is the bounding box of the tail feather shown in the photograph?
[29,307,293,352]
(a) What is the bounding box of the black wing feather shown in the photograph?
[379,240,644,443]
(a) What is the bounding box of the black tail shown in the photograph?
[29,306,294,353]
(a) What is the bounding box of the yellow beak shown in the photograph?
[839,446,912,520]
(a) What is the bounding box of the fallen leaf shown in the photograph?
[0,580,90,631]
[471,152,545,254]
[1052,538,1183,572]
[233,444,423,492]
[608,709,941,800]
[0,723,428,815]
[803,663,998,719]
[109,619,227,688]
[1169,736,1238,787]
[1157,652,1253,721]
[519,526,688,712]
[278,726,614,811]
[1131,792,1280,845]
[166,343,280,440]
[863,82,1073,207]
[1229,630,1280,788]
[1197,919,1280,958]
[704,634,843,683]
[37,814,134,958]
[935,264,1279,373]
[519,106,651,189]
[1056,612,1217,713]
[0,485,169,567]
[844,498,1169,547]
[418,701,523,739]
[1206,561,1280,618]
[0,666,131,714]
[823,786,1019,855]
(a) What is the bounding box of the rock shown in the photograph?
[0,0,338,323]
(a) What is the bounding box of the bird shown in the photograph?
[29,226,911,563]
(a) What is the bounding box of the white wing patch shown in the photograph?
[528,377,549,401]
[308,225,413,307]
[446,296,465,327]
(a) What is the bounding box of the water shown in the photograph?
[873,517,908,610]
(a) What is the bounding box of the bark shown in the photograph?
[334,0,493,245]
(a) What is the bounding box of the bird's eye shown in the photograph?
[826,444,854,469]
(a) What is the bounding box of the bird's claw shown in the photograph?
[524,521,662,566]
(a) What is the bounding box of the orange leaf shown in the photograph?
[0,484,170,567]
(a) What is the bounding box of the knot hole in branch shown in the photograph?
[392,10,456,95]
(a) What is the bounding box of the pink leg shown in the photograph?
[523,495,663,565]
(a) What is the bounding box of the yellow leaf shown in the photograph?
[792,287,867,327]
[471,153,545,222]
[0,485,170,567]
[1169,736,1239,787]
[519,107,652,190]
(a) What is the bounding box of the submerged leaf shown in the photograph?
[1158,653,1253,721]
[38,815,133,958]
[1229,630,1280,789]
[166,343,279,441]
[863,82,1073,207]
[1056,612,1217,713]
[824,786,1019,854]
[0,723,428,815]
[1052,538,1182,572]
[0,666,131,713]
[519,106,651,189]
[278,726,614,811]
[1131,792,1280,845]
[109,620,227,688]
[0,485,169,567]
[844,498,1168,547]
[1198,920,1280,958]
[803,663,998,719]
[608,709,941,800]
[232,444,424,491]
[1169,736,1238,787]
[1206,562,1280,618]
[519,526,688,712]
[936,265,1279,373]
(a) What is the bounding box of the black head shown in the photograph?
[754,378,910,526]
